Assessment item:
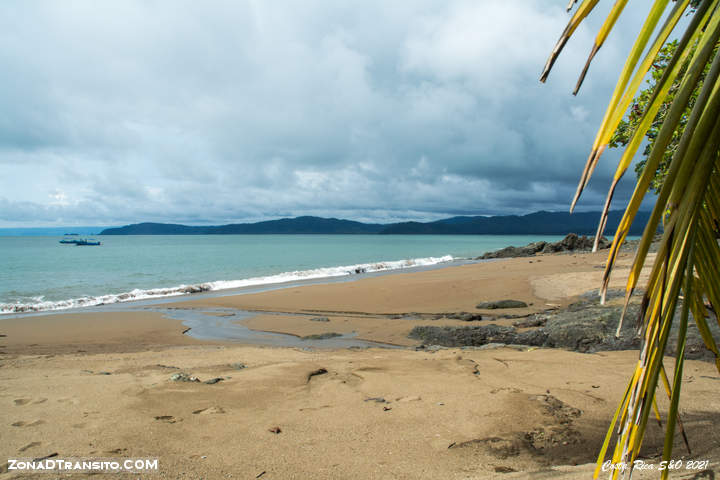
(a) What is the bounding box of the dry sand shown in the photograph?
[1,250,718,479]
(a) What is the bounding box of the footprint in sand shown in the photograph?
[11,420,45,427]
[395,395,422,403]
[18,442,41,453]
[154,415,180,423]
[192,406,226,415]
[13,398,31,406]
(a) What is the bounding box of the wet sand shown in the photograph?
[0,311,199,356]
[2,249,718,479]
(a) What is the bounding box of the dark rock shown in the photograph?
[514,329,549,346]
[409,324,519,347]
[154,415,177,423]
[410,291,719,361]
[365,397,387,403]
[479,241,547,259]
[479,234,610,259]
[309,317,330,322]
[301,332,342,340]
[447,312,483,321]
[543,310,616,353]
[541,233,610,254]
[476,300,528,310]
[513,317,547,328]
[204,377,224,385]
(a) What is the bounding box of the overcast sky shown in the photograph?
[0,1,658,227]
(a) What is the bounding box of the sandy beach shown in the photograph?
[2,250,719,479]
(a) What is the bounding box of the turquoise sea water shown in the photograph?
[0,234,570,314]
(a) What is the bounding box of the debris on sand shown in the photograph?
[170,372,200,382]
[306,368,328,382]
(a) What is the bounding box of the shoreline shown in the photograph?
[1,246,644,351]
[0,254,464,317]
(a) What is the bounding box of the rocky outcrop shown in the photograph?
[478,241,548,259]
[478,233,610,259]
[409,291,718,360]
[476,300,528,309]
[446,312,483,321]
[540,233,610,254]
[409,324,547,347]
[513,317,547,328]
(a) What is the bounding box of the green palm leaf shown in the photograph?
[542,0,720,476]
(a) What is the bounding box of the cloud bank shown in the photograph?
[0,0,653,226]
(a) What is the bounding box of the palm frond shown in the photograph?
[574,0,630,96]
[542,0,720,476]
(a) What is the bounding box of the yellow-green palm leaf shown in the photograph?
[542,1,720,477]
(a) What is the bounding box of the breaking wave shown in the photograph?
[0,255,454,314]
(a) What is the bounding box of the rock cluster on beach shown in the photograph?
[477,233,610,260]
[476,299,528,309]
[410,290,719,360]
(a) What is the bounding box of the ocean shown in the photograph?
[0,234,569,314]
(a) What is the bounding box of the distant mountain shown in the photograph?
[99,211,651,236]
[380,210,651,235]
[100,216,384,235]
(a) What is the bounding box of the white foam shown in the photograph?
[0,255,454,314]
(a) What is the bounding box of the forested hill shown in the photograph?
[100,217,384,235]
[380,210,650,234]
[100,211,651,235]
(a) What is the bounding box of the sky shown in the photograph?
[0,1,659,227]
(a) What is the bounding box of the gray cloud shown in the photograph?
[0,0,657,226]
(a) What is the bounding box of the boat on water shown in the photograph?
[59,235,79,244]
[59,236,101,246]
[75,238,101,246]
